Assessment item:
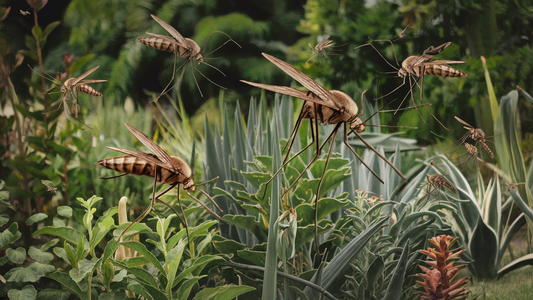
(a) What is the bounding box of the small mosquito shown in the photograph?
[138,14,241,100]
[306,37,336,64]
[20,9,31,17]
[424,174,456,206]
[354,41,467,130]
[96,124,222,240]
[41,180,57,193]
[453,116,495,158]
[59,66,106,118]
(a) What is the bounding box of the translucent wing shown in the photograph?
[150,14,188,46]
[146,33,182,45]
[240,80,333,107]
[124,124,180,173]
[78,79,107,84]
[261,53,341,110]
[72,66,100,86]
[454,116,474,129]
[423,60,465,65]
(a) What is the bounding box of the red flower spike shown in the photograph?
[416,235,469,299]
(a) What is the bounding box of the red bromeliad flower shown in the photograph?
[417,235,469,300]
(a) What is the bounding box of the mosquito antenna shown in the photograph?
[199,60,227,77]
[191,64,204,97]
[28,64,60,84]
[354,41,400,71]
[195,65,228,91]
[186,190,222,219]
[195,176,220,186]
[370,37,401,66]
[350,128,407,182]
[197,187,223,212]
[202,31,242,57]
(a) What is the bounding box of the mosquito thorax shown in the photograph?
[185,38,203,62]
[330,90,359,118]
[61,78,76,92]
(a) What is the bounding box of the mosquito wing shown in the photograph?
[454,116,474,129]
[145,33,182,45]
[78,79,107,84]
[406,42,454,68]
[423,60,465,65]
[123,124,180,173]
[72,66,100,86]
[261,53,341,110]
[240,80,331,106]
[150,14,188,46]
[105,146,173,171]
[422,42,452,56]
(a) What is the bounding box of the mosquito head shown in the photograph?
[61,78,76,92]
[398,68,408,78]
[350,118,366,133]
[183,177,195,191]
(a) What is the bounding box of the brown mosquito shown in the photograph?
[454,116,495,158]
[95,123,222,240]
[424,174,456,206]
[241,53,411,249]
[138,14,241,100]
[306,37,336,64]
[29,65,106,118]
[354,41,467,130]
[59,66,107,118]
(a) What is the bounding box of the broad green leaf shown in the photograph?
[192,284,255,300]
[26,213,48,224]
[8,285,37,300]
[366,256,384,292]
[47,271,87,300]
[5,262,54,282]
[57,206,72,218]
[304,217,388,297]
[175,276,205,300]
[241,171,271,189]
[94,292,127,300]
[53,217,66,228]
[295,197,349,225]
[36,289,70,300]
[112,260,158,288]
[0,214,8,226]
[468,218,499,279]
[177,256,224,285]
[237,249,266,267]
[6,247,26,264]
[497,253,533,278]
[69,258,98,282]
[295,220,334,248]
[166,240,186,293]
[120,241,165,274]
[212,238,246,256]
[30,246,53,265]
[222,215,267,243]
[33,227,84,245]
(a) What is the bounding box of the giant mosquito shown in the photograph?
[138,14,241,100]
[95,124,222,240]
[354,41,467,130]
[241,53,417,249]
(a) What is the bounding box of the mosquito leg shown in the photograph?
[117,173,164,241]
[152,59,190,103]
[282,104,307,157]
[186,190,221,220]
[281,123,341,199]
[314,125,338,254]
[260,114,313,201]
[191,62,203,97]
[418,73,449,131]
[343,128,384,184]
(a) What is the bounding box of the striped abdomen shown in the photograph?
[78,84,103,96]
[423,65,467,77]
[95,155,192,186]
[137,37,203,61]
[478,141,495,158]
[428,174,456,193]
[302,90,358,126]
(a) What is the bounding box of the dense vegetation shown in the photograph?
[1,0,533,299]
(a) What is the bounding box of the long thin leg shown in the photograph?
[314,124,339,254]
[350,129,406,182]
[186,190,222,220]
[417,74,449,130]
[117,174,164,241]
[343,128,384,184]
[281,123,341,198]
[152,59,190,103]
[260,115,315,201]
[282,104,308,157]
